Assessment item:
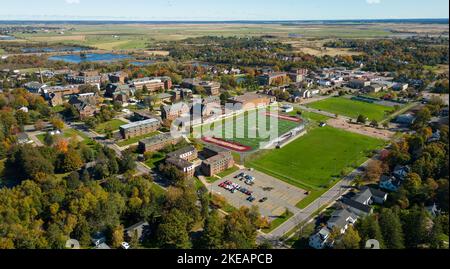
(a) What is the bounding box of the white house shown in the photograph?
[309,227,331,249]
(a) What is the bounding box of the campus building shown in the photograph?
[119,119,161,139]
[227,92,276,110]
[66,71,102,85]
[257,72,288,86]
[201,151,235,177]
[108,72,128,84]
[181,78,221,96]
[166,157,196,178]
[167,146,198,162]
[138,133,180,153]
[288,68,308,83]
[161,102,191,121]
[129,76,172,91]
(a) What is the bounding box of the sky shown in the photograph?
[0,0,448,21]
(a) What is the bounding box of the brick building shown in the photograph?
[161,102,191,121]
[129,76,172,92]
[201,151,235,177]
[227,92,276,110]
[181,78,221,96]
[138,133,179,153]
[119,119,161,139]
[167,146,198,162]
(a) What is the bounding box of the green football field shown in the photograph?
[194,111,300,150]
[308,97,394,121]
[246,126,385,190]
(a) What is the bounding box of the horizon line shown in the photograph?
[0,18,448,23]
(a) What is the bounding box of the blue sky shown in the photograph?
[0,0,448,20]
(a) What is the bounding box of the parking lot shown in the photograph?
[211,169,306,221]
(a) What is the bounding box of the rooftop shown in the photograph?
[120,118,159,130]
[140,133,175,145]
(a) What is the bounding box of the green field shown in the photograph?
[94,119,127,134]
[308,97,394,121]
[12,23,396,51]
[37,128,95,145]
[144,152,166,169]
[246,126,385,191]
[194,111,300,150]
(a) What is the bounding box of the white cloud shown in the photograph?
[65,0,80,4]
[366,0,381,4]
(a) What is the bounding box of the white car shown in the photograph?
[121,242,130,249]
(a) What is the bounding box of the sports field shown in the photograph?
[195,111,300,151]
[246,126,385,191]
[308,97,394,121]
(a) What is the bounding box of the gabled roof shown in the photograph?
[341,198,372,215]
[352,188,372,204]
[327,209,358,229]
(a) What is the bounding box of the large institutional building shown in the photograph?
[119,119,161,139]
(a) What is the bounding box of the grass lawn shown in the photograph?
[289,109,331,123]
[151,183,166,198]
[37,128,95,147]
[216,166,240,178]
[262,210,294,233]
[193,177,205,191]
[51,105,65,113]
[116,132,159,147]
[308,97,394,121]
[246,126,385,198]
[94,119,127,134]
[144,152,166,169]
[194,110,300,150]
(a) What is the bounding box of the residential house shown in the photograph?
[327,208,358,234]
[379,175,402,192]
[124,221,150,243]
[392,165,411,180]
[309,227,331,249]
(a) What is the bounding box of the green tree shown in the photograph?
[157,209,192,249]
[334,226,361,249]
[201,210,224,249]
[379,208,405,249]
[357,114,367,124]
[356,215,385,249]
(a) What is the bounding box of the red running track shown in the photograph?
[202,136,252,152]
